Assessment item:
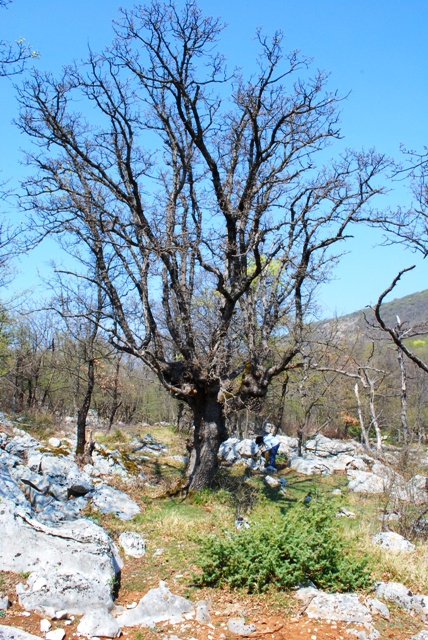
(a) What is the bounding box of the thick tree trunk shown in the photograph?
[186,393,228,491]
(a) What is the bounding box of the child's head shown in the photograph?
[255,436,264,446]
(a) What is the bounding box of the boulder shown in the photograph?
[195,600,211,623]
[304,434,357,457]
[347,471,386,494]
[372,532,415,553]
[77,609,121,638]
[396,475,428,504]
[0,463,31,508]
[366,598,390,619]
[0,626,43,640]
[306,592,372,623]
[4,431,41,459]
[91,484,140,520]
[289,456,332,475]
[276,435,299,456]
[90,447,128,477]
[376,582,428,618]
[0,499,122,614]
[116,581,193,627]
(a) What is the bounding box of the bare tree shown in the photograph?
[17,1,389,489]
[0,0,38,77]
[374,267,428,374]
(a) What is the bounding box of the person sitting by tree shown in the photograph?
[255,432,280,471]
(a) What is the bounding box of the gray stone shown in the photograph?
[372,532,415,553]
[45,630,65,640]
[39,620,51,633]
[336,507,356,518]
[5,433,40,459]
[118,531,146,558]
[0,625,43,639]
[77,610,121,638]
[91,446,128,477]
[295,587,319,605]
[48,438,62,449]
[227,618,256,635]
[409,632,428,640]
[0,498,122,615]
[0,464,30,508]
[16,570,116,616]
[289,456,332,475]
[91,484,140,521]
[375,582,428,617]
[195,600,211,623]
[366,598,390,619]
[305,434,357,457]
[347,470,386,494]
[116,581,193,627]
[264,474,280,488]
[0,596,11,610]
[375,581,414,609]
[306,592,372,623]
[37,497,88,524]
[66,468,94,497]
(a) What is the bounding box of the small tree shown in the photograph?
[18,1,389,489]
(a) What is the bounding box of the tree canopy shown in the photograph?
[17,0,390,489]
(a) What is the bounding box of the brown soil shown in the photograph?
[1,567,425,640]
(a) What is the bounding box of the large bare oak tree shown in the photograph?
[17,1,388,489]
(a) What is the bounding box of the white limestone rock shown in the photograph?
[227,618,256,636]
[116,581,194,627]
[289,456,332,476]
[372,532,415,553]
[304,434,357,457]
[264,474,280,488]
[45,630,65,640]
[91,446,128,477]
[91,484,140,521]
[0,626,43,639]
[195,600,211,623]
[0,498,122,615]
[77,609,121,638]
[48,438,62,449]
[306,592,372,623]
[376,582,428,617]
[366,598,390,619]
[347,471,386,494]
[118,531,146,558]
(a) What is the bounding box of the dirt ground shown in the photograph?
[1,568,425,640]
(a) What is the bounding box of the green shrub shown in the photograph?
[195,500,371,593]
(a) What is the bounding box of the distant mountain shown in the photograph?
[332,289,428,335]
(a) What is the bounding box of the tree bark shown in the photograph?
[76,357,95,457]
[186,393,228,491]
[354,382,370,447]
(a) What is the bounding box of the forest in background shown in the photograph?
[1,287,427,449]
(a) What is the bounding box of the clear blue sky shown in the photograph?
[1,0,427,317]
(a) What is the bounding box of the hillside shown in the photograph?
[332,288,428,335]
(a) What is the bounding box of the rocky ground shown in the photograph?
[2,416,428,640]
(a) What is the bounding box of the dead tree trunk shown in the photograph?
[354,382,370,447]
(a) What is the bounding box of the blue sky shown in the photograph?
[1,0,427,317]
